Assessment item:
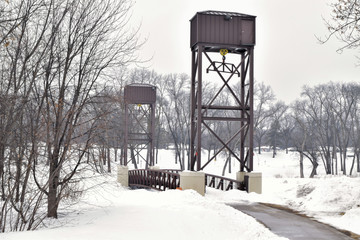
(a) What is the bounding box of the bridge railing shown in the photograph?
[205,173,244,191]
[128,169,245,192]
[159,169,182,174]
[128,169,180,191]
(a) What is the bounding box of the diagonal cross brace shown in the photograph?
[128,106,152,139]
[203,51,249,113]
[201,121,248,170]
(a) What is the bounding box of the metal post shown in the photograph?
[249,47,254,171]
[190,50,196,170]
[196,45,203,171]
[124,103,128,166]
[240,52,245,171]
[150,103,155,166]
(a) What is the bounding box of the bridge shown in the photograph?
[128,169,245,192]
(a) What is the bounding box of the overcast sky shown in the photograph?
[130,0,360,103]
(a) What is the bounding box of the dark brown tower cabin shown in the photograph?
[190,10,256,51]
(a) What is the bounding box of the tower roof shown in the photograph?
[196,10,255,18]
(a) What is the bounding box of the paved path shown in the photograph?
[230,203,355,240]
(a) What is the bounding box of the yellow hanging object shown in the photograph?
[220,49,228,56]
[137,104,142,107]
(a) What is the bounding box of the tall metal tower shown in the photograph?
[123,84,156,168]
[189,11,256,172]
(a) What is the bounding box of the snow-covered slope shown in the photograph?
[3,174,286,240]
[206,150,360,235]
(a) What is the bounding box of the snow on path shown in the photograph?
[3,176,286,240]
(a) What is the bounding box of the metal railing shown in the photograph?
[128,169,180,191]
[205,173,244,191]
[128,169,245,192]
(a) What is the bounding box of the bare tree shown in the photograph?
[319,0,360,54]
[295,82,360,176]
[329,83,356,175]
[266,101,288,158]
[300,84,335,174]
[292,101,319,178]
[36,0,141,218]
[253,82,276,154]
[161,73,190,170]
[279,113,295,154]
[0,0,60,230]
[0,0,143,224]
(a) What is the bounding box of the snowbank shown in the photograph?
[3,174,286,240]
[273,177,360,235]
[208,176,360,235]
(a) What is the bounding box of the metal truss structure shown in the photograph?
[123,84,156,168]
[189,11,256,172]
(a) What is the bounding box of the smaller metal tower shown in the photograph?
[123,84,156,168]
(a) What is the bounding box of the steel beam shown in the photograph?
[196,45,203,171]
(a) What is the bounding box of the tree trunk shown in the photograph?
[130,146,138,169]
[309,161,318,178]
[339,147,344,172]
[222,156,229,176]
[350,155,355,176]
[299,151,304,178]
[87,149,90,164]
[102,147,106,165]
[114,148,117,162]
[107,148,111,173]
[20,158,32,203]
[181,144,186,171]
[272,146,276,158]
[47,181,59,218]
[258,140,261,154]
[92,150,99,173]
[343,149,347,175]
[48,155,60,218]
[228,154,231,174]
[0,144,5,200]
[326,151,332,174]
[15,151,22,203]
[155,147,158,165]
[120,147,124,165]
[335,153,338,175]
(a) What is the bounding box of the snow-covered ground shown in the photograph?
[3,174,285,240]
[2,149,360,239]
[208,176,360,236]
[237,150,360,235]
